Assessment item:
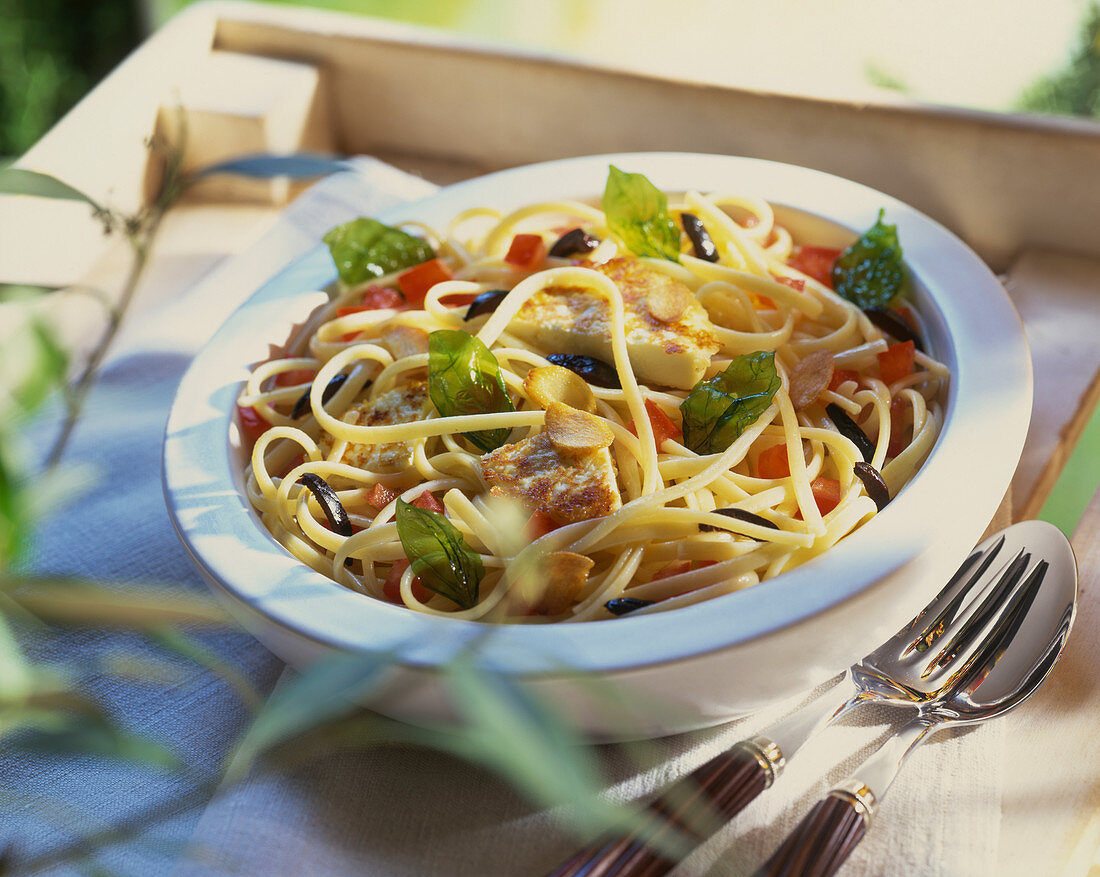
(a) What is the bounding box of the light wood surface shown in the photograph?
[1,2,1098,872]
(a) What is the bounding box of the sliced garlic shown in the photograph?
[532,550,594,615]
[523,365,597,413]
[647,285,695,323]
[544,401,615,452]
[789,349,835,410]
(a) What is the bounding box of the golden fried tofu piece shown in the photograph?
[479,431,621,525]
[319,381,428,473]
[509,258,719,389]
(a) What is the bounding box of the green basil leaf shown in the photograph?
[323,217,434,286]
[602,166,681,262]
[831,209,906,308]
[428,330,515,453]
[396,499,484,609]
[680,351,781,454]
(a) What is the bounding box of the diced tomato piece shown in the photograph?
[237,403,270,448]
[887,396,909,458]
[749,293,776,310]
[361,284,406,310]
[504,233,548,270]
[651,560,692,581]
[810,477,842,515]
[526,509,560,540]
[878,340,915,385]
[645,400,681,447]
[365,483,399,511]
[788,246,841,287]
[692,560,717,571]
[397,258,453,306]
[757,444,790,479]
[411,490,446,514]
[628,400,682,448]
[774,276,805,292]
[828,369,861,391]
[382,558,430,604]
[273,368,316,387]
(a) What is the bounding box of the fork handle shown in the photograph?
[752,784,873,877]
[545,740,777,877]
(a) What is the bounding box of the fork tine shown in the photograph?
[951,559,1048,693]
[904,535,1006,656]
[924,550,1034,682]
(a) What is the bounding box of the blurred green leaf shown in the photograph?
[442,658,621,827]
[148,627,262,711]
[227,649,394,780]
[0,612,32,699]
[13,708,178,770]
[0,168,104,212]
[13,320,69,413]
[0,283,59,302]
[1,576,230,627]
[0,453,29,570]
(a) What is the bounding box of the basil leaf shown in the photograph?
[395,499,483,609]
[680,351,781,454]
[428,330,515,453]
[832,209,906,309]
[601,166,681,262]
[323,217,434,286]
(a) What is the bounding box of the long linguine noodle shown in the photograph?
[238,181,948,623]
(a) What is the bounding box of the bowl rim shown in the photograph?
[162,151,1032,676]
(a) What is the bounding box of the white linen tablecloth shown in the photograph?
[12,158,1069,876]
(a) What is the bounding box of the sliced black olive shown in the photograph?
[854,461,891,510]
[546,353,620,389]
[863,306,924,352]
[297,473,354,537]
[464,289,509,321]
[699,507,781,534]
[680,213,719,263]
[292,373,349,420]
[605,597,654,616]
[826,403,875,463]
[548,227,600,258]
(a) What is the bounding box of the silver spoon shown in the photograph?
[547,520,1076,877]
[755,518,1078,877]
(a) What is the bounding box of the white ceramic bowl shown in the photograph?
[163,153,1031,738]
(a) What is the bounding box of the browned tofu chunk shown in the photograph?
[319,381,428,473]
[509,258,720,389]
[479,431,621,525]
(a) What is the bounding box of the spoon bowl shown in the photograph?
[758,519,1078,877]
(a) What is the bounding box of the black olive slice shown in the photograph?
[548,227,599,258]
[292,373,349,420]
[863,306,924,352]
[826,403,875,463]
[605,597,655,616]
[297,473,354,537]
[854,461,891,510]
[680,213,719,263]
[545,353,620,389]
[699,507,781,534]
[464,289,509,321]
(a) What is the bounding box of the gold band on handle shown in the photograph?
[832,779,878,825]
[734,736,787,787]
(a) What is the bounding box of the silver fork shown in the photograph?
[546,521,1059,877]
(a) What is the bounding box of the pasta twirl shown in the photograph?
[237,169,948,623]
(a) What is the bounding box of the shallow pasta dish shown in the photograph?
[237,166,949,623]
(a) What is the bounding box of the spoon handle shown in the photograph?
[752,784,872,877]
[754,719,934,877]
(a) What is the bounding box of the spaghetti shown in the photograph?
[237,169,948,623]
